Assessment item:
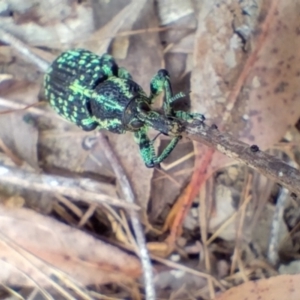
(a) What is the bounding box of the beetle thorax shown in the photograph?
[91,77,148,132]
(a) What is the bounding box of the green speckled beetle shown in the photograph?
[44,49,204,167]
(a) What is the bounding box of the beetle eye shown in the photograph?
[139,102,150,112]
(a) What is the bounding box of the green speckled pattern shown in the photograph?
[44,49,205,167]
[44,49,118,130]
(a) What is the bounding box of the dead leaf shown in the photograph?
[157,0,194,25]
[80,0,147,55]
[0,81,39,168]
[236,1,300,148]
[0,206,141,286]
[0,1,94,48]
[215,274,300,300]
[192,0,300,149]
[2,195,25,208]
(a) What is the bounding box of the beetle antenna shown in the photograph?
[151,132,162,143]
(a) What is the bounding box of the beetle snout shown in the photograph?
[166,117,183,136]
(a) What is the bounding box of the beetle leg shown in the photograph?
[174,110,205,122]
[149,69,173,111]
[134,127,181,167]
[149,69,187,116]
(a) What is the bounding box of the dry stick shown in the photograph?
[199,183,214,299]
[0,137,23,166]
[230,175,252,276]
[0,28,49,72]
[184,123,300,196]
[267,187,289,266]
[267,153,297,267]
[96,134,155,300]
[0,164,138,211]
[0,97,56,118]
[0,27,156,300]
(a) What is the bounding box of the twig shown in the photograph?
[0,164,139,211]
[0,28,49,72]
[0,137,23,166]
[267,187,288,266]
[199,184,214,299]
[152,254,225,291]
[230,175,252,276]
[0,99,49,116]
[267,150,297,267]
[97,133,156,300]
[184,122,300,195]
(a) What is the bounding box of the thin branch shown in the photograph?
[97,133,156,300]
[0,28,49,72]
[184,122,300,195]
[267,187,288,266]
[0,98,52,117]
[0,164,139,211]
[267,160,296,266]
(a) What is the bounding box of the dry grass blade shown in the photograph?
[230,175,252,276]
[267,187,290,266]
[0,137,23,166]
[199,182,214,299]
